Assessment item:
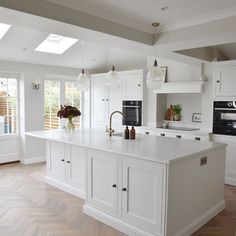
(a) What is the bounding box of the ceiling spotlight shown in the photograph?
[161,6,169,11]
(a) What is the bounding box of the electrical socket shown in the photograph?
[200,156,207,166]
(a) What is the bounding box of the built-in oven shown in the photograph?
[122,101,142,126]
[213,101,236,135]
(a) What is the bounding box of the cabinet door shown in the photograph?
[122,158,166,235]
[66,145,86,193]
[48,141,66,182]
[122,73,143,100]
[87,151,118,214]
[216,66,236,97]
[108,89,122,127]
[91,76,108,127]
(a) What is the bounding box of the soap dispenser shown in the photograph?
[124,126,129,139]
[130,126,136,140]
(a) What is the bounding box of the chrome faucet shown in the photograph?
[106,111,123,136]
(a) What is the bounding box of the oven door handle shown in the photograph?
[122,105,140,108]
[214,108,236,111]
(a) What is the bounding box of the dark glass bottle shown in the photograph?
[130,126,136,140]
[124,126,129,139]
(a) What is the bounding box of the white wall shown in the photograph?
[0,60,84,162]
[167,94,202,122]
[143,57,202,127]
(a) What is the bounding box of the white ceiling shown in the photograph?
[0,24,147,71]
[46,0,236,32]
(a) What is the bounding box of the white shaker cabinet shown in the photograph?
[122,157,166,235]
[46,141,86,198]
[91,74,109,128]
[120,70,143,101]
[87,150,118,214]
[47,141,66,182]
[86,150,166,235]
[66,145,86,191]
[215,65,236,97]
[91,74,122,128]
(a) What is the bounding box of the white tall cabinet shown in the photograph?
[90,70,144,129]
[214,62,236,186]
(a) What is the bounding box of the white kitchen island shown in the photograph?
[26,129,226,236]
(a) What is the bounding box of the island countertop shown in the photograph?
[26,128,226,164]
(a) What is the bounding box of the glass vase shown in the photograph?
[65,117,75,132]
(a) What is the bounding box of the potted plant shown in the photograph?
[57,105,81,131]
[173,104,182,121]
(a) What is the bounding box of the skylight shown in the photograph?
[35,34,78,55]
[0,23,11,40]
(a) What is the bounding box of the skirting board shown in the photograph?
[20,156,46,165]
[225,177,236,186]
[225,171,236,186]
[0,153,19,164]
[45,176,85,200]
[84,204,158,236]
[84,201,225,236]
[174,200,225,236]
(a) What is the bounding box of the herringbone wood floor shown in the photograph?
[0,163,235,236]
[0,162,126,236]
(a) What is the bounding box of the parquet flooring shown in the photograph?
[193,185,236,236]
[0,163,235,236]
[0,162,126,236]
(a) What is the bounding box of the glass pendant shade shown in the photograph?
[77,69,89,92]
[146,59,163,90]
[105,65,120,91]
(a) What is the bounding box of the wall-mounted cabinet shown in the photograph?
[120,70,143,100]
[215,65,236,97]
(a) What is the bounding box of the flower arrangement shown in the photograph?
[57,105,81,131]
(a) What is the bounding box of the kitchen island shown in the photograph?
[26,129,226,236]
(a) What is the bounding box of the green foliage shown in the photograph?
[173,104,182,114]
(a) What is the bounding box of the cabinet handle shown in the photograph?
[61,159,65,162]
[161,133,165,136]
[145,131,149,135]
[122,187,127,192]
[102,99,105,101]
[176,135,182,138]
[138,84,141,87]
[112,184,117,188]
[216,80,220,83]
[195,137,201,141]
[67,161,70,164]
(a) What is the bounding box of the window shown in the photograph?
[0,78,18,135]
[44,79,81,130]
[44,80,60,130]
[65,81,81,128]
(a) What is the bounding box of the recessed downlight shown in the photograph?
[161,6,169,11]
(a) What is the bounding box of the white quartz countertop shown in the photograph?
[26,129,226,164]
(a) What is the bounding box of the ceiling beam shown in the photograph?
[0,0,153,46]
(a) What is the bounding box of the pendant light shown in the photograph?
[77,41,89,92]
[146,22,164,90]
[105,65,120,91]
[77,68,89,92]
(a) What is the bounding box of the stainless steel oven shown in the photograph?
[122,101,142,126]
[213,101,236,135]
